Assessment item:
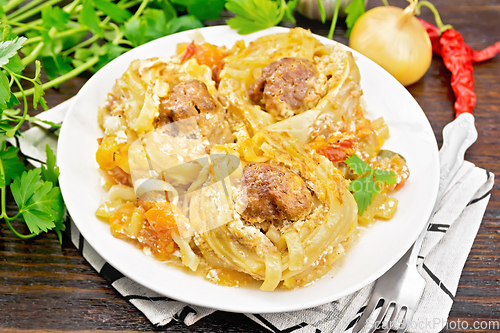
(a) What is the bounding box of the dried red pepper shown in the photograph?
[418,18,442,54]
[439,28,476,116]
[415,1,500,117]
[418,18,500,62]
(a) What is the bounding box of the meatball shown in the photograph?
[248,57,319,119]
[240,162,313,223]
[157,79,217,126]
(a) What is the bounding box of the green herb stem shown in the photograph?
[0,156,36,239]
[14,56,99,98]
[120,0,142,9]
[131,0,150,20]
[2,0,26,13]
[12,18,42,35]
[106,0,148,45]
[6,0,46,20]
[381,0,389,6]
[277,0,287,24]
[5,20,45,34]
[62,34,99,57]
[328,0,342,39]
[11,0,82,35]
[9,0,65,23]
[3,218,39,239]
[0,159,7,220]
[417,1,453,34]
[8,74,29,137]
[20,41,45,67]
[64,0,81,16]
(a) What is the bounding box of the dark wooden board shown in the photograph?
[1,0,499,332]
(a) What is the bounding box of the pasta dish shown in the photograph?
[94,28,409,291]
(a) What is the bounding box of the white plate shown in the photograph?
[58,26,439,313]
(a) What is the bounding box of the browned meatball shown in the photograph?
[240,162,313,223]
[157,79,217,126]
[248,58,319,118]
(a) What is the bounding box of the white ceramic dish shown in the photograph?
[58,26,439,313]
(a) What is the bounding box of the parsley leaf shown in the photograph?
[226,0,286,35]
[344,0,365,37]
[78,0,104,37]
[374,169,397,185]
[41,144,59,185]
[41,5,70,31]
[41,55,73,81]
[345,154,396,215]
[93,0,132,24]
[0,37,26,67]
[4,54,24,74]
[283,0,299,24]
[0,70,10,109]
[22,182,57,234]
[121,17,149,47]
[142,8,170,41]
[0,142,24,187]
[166,15,204,35]
[345,154,371,175]
[11,169,43,209]
[10,167,64,236]
[187,0,226,21]
[349,174,380,214]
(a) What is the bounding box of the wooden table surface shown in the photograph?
[1,0,499,332]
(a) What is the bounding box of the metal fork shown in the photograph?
[352,113,478,333]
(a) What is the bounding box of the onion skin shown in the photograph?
[349,6,432,86]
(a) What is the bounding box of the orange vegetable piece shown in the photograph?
[144,202,177,235]
[314,133,357,164]
[179,41,226,81]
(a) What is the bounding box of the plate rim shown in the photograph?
[57,25,440,313]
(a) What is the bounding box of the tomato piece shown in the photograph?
[179,41,226,81]
[314,133,357,164]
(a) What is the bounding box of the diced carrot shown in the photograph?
[144,202,177,234]
[179,41,226,82]
[314,133,357,164]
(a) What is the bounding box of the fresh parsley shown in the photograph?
[0,0,229,241]
[0,143,65,241]
[344,0,366,37]
[226,0,298,34]
[345,154,396,215]
[328,0,366,38]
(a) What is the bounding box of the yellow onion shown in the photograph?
[349,0,432,86]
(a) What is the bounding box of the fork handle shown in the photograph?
[409,113,478,265]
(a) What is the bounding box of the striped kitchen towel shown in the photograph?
[16,100,494,333]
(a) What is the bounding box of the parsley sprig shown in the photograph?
[1,0,226,99]
[0,0,229,241]
[328,0,366,38]
[345,154,396,215]
[226,0,299,34]
[0,143,65,241]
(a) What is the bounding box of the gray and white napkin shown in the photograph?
[17,101,494,333]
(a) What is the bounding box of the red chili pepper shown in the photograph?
[418,18,500,116]
[440,29,476,116]
[418,18,442,54]
[468,40,500,62]
[418,18,500,62]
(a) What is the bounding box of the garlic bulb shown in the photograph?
[349,1,432,86]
